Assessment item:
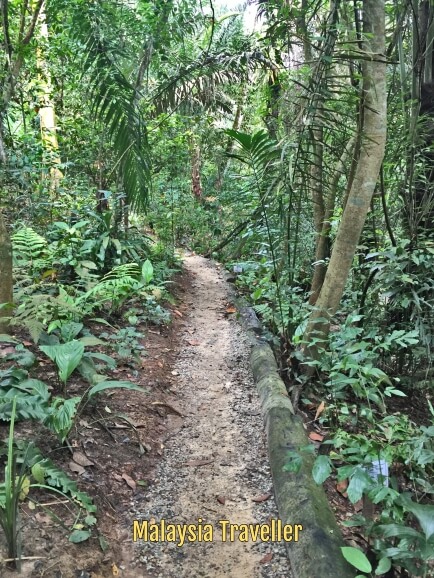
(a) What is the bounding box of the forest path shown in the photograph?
[126,254,291,578]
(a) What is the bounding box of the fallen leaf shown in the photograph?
[72,451,94,467]
[187,339,200,346]
[69,461,85,476]
[121,473,136,490]
[354,499,363,512]
[0,346,16,355]
[314,401,326,421]
[182,459,214,467]
[112,563,119,576]
[157,361,164,368]
[225,306,237,314]
[99,535,109,553]
[151,401,183,416]
[216,495,226,505]
[336,480,348,495]
[260,552,273,564]
[252,493,272,503]
[309,431,324,442]
[171,370,179,376]
[173,309,183,317]
[35,512,52,525]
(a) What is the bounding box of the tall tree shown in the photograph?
[301,0,387,379]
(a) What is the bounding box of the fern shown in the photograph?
[12,227,48,262]
[11,288,87,343]
[17,442,96,513]
[0,375,51,421]
[80,263,142,310]
[12,227,54,280]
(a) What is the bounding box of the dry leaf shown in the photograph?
[79,419,92,429]
[157,361,164,368]
[69,461,85,476]
[122,473,136,490]
[308,431,324,442]
[314,401,326,421]
[72,451,94,467]
[252,493,272,503]
[173,309,183,317]
[225,306,237,314]
[260,552,273,564]
[182,459,214,467]
[151,401,183,416]
[0,346,16,355]
[112,564,119,576]
[336,480,348,496]
[216,495,226,505]
[35,512,52,525]
[187,339,200,346]
[171,370,179,376]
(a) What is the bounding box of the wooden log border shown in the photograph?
[237,304,354,578]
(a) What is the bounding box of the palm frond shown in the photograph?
[152,49,277,115]
[50,0,152,212]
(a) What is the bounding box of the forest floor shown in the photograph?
[1,254,291,578]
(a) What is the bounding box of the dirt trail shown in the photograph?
[125,255,291,578]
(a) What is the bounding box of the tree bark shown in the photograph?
[37,4,63,191]
[0,211,13,333]
[309,136,356,304]
[302,0,387,363]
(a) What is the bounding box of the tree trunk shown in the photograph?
[37,4,63,191]
[302,0,387,363]
[0,211,13,333]
[309,136,355,304]
[191,140,202,200]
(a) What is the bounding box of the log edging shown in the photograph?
[236,304,354,578]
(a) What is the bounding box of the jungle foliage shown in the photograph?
[0,0,434,575]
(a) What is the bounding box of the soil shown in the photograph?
[0,254,292,578]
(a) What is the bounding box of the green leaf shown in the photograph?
[80,260,98,270]
[87,352,117,369]
[341,547,372,573]
[59,322,84,342]
[0,334,18,343]
[347,467,372,504]
[79,336,105,346]
[398,496,434,540]
[69,529,92,543]
[87,380,146,399]
[45,397,81,442]
[375,557,392,575]
[40,341,85,384]
[142,259,154,285]
[31,463,46,484]
[312,455,332,484]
